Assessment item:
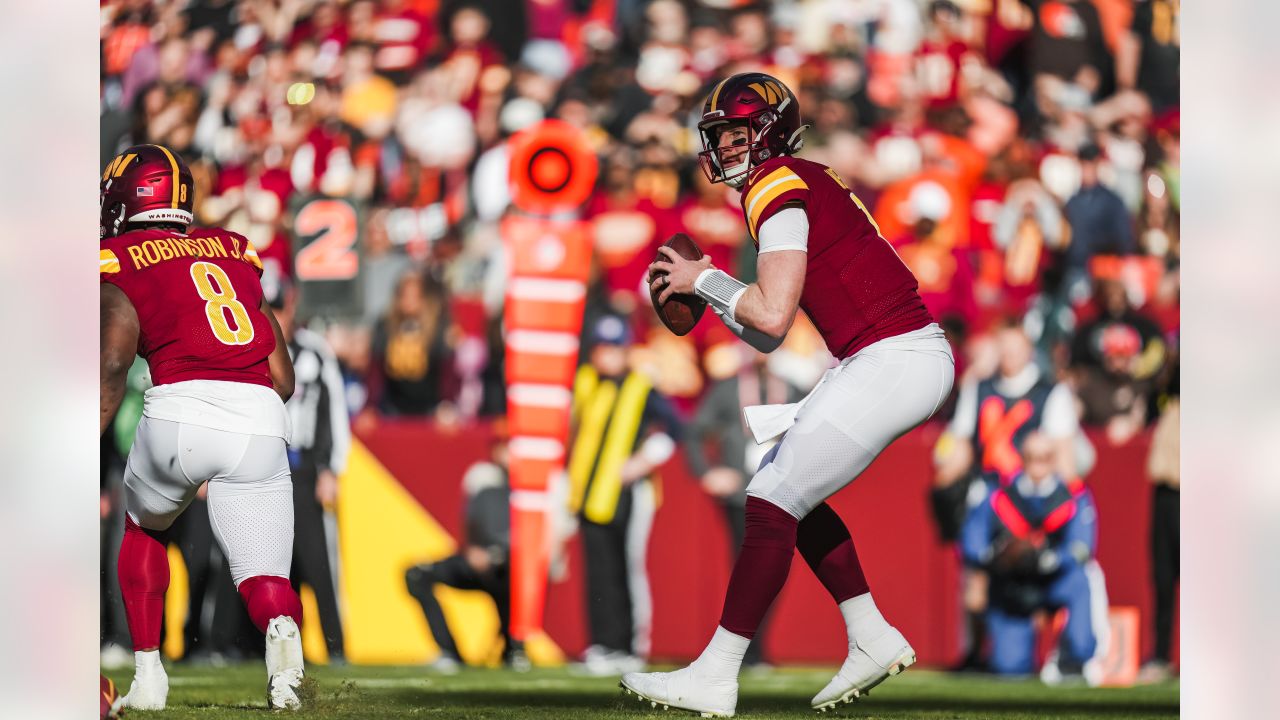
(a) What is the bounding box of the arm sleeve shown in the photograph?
[948,380,980,439]
[756,207,809,254]
[1040,383,1080,439]
[712,308,786,353]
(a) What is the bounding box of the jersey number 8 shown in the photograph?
[190,261,255,345]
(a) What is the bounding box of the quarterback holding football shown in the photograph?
[627,73,956,715]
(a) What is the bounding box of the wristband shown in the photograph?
[694,268,749,323]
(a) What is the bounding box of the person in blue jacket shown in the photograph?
[961,430,1103,680]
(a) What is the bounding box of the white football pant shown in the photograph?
[747,324,955,518]
[122,416,294,586]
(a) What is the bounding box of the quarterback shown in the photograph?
[100,145,305,710]
[624,73,956,715]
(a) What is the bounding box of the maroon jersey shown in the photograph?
[100,226,275,389]
[916,39,970,108]
[740,157,933,359]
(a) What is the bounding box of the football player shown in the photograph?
[100,145,305,710]
[624,74,956,715]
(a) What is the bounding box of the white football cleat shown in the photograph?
[121,652,169,711]
[620,665,737,718]
[811,626,915,711]
[265,616,305,710]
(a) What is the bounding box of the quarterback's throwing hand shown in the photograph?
[649,245,712,304]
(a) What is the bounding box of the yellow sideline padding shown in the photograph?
[162,546,187,661]
[338,438,562,666]
[299,584,329,663]
[159,437,563,666]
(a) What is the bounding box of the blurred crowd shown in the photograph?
[102,0,1179,677]
[101,0,1180,429]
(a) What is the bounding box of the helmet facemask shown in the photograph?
[698,110,779,189]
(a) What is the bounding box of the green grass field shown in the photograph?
[104,663,1178,719]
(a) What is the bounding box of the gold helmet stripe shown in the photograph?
[709,77,730,112]
[150,144,182,209]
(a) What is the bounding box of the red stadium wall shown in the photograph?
[359,421,1177,667]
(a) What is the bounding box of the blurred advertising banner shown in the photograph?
[290,195,365,320]
[503,120,598,643]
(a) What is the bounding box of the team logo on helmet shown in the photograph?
[100,144,195,239]
[697,73,809,188]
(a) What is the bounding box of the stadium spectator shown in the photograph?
[934,321,1081,525]
[893,189,981,331]
[1026,0,1113,106]
[360,208,414,326]
[404,433,527,672]
[932,320,1082,670]
[272,286,351,663]
[1070,279,1166,444]
[961,431,1104,683]
[1061,144,1136,302]
[1117,0,1180,113]
[367,270,456,417]
[914,1,976,113]
[568,315,683,676]
[684,346,804,670]
[991,175,1067,306]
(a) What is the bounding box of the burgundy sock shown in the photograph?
[118,516,170,652]
[718,496,799,639]
[797,502,870,603]
[238,575,303,634]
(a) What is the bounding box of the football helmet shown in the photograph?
[697,72,809,188]
[100,144,194,238]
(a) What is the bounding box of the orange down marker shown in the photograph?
[504,121,597,646]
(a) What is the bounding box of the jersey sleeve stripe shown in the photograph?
[743,167,797,210]
[745,169,807,220]
[99,249,121,274]
[747,178,808,237]
[243,242,263,270]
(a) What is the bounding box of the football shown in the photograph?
[649,233,708,336]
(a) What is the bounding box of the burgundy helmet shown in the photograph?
[697,72,809,187]
[100,144,195,238]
